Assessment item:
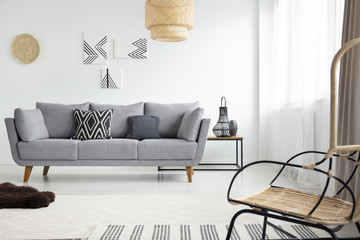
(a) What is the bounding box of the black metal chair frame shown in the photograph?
[226,150,360,240]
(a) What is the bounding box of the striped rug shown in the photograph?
[86,224,328,240]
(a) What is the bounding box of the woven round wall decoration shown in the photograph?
[11,33,40,64]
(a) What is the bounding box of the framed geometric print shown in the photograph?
[83,31,108,64]
[101,68,123,89]
[114,37,148,59]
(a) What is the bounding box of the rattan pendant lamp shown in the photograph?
[145,0,194,42]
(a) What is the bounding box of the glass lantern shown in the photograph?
[212,97,230,137]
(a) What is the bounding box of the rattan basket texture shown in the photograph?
[11,33,40,64]
[233,185,354,225]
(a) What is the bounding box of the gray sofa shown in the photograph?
[5,101,210,183]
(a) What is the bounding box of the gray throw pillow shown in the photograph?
[36,102,90,138]
[177,107,204,141]
[127,115,160,140]
[90,102,144,138]
[14,108,49,141]
[144,101,200,138]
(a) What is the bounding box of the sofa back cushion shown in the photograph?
[90,102,144,138]
[144,101,200,138]
[14,108,49,141]
[36,102,90,138]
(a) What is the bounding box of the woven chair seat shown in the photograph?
[231,185,354,225]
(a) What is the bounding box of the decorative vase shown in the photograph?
[229,120,238,136]
[212,97,231,137]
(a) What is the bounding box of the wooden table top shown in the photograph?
[207,136,243,140]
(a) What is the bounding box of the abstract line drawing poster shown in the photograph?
[84,32,107,64]
[101,68,122,89]
[114,38,148,59]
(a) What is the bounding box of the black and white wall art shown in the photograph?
[101,68,122,89]
[114,38,148,59]
[84,31,108,64]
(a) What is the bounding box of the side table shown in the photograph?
[200,136,243,171]
[158,136,244,172]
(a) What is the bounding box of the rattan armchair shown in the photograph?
[226,38,360,240]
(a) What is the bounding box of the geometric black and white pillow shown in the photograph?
[73,109,113,140]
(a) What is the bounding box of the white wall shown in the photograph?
[0,0,259,165]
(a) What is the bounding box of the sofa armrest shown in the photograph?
[192,118,211,165]
[4,118,22,164]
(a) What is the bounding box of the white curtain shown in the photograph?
[259,0,344,188]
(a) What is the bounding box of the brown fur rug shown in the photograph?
[0,182,55,209]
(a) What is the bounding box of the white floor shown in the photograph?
[0,163,358,239]
[0,163,285,196]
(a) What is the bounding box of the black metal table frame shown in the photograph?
[158,137,243,172]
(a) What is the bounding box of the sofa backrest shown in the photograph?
[90,102,144,138]
[36,102,90,138]
[35,101,200,139]
[144,101,200,138]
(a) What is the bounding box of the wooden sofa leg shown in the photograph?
[191,167,194,175]
[186,166,192,183]
[43,166,50,176]
[24,166,33,182]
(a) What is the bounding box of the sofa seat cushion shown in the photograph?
[138,139,197,160]
[18,139,80,160]
[78,139,139,160]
